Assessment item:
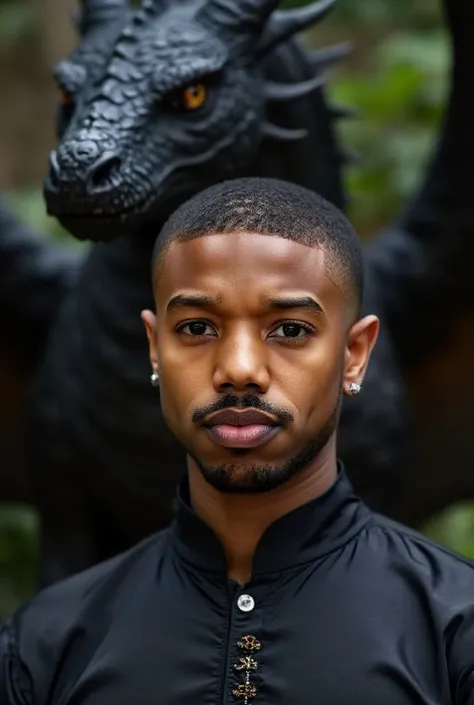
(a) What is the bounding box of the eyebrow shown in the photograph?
[166,294,218,311]
[264,296,324,315]
[166,293,324,315]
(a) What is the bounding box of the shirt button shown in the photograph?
[237,594,255,613]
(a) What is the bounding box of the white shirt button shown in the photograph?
[237,594,255,612]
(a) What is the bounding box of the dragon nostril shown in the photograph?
[44,141,124,199]
[90,155,122,188]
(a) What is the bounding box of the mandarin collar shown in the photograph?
[171,463,371,575]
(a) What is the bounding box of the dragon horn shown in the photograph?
[78,0,128,35]
[258,0,338,56]
[201,0,338,57]
[200,0,280,35]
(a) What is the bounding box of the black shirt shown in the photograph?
[2,467,474,704]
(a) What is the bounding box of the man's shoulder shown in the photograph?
[34,527,168,599]
[10,527,171,653]
[371,512,474,582]
[1,528,171,704]
[370,514,474,698]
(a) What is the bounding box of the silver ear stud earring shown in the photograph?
[150,371,160,387]
[345,382,361,396]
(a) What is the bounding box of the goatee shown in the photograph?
[190,402,340,495]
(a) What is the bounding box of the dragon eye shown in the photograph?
[178,83,207,111]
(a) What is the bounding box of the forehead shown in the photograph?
[155,233,343,312]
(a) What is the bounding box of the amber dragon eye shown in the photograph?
[179,83,207,111]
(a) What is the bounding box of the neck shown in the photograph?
[187,440,338,585]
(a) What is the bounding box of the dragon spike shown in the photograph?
[309,41,353,73]
[262,122,308,142]
[200,0,280,34]
[79,0,129,36]
[329,102,361,120]
[258,0,338,57]
[264,73,326,103]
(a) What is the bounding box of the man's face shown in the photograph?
[143,233,378,493]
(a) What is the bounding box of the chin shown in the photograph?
[198,460,299,495]
[194,435,321,494]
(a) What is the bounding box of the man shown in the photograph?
[2,176,474,704]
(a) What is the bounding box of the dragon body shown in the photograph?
[1,0,474,585]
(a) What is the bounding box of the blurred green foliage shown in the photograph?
[425,505,474,560]
[4,188,85,247]
[0,507,38,618]
[0,0,36,50]
[1,0,472,620]
[332,29,448,235]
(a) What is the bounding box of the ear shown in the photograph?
[141,309,159,375]
[343,315,379,394]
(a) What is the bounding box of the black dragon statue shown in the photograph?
[1,0,474,587]
[0,201,80,505]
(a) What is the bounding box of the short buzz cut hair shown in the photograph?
[152,177,364,315]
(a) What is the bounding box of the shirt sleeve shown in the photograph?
[0,619,34,705]
[455,668,474,705]
[0,542,134,705]
[443,569,474,705]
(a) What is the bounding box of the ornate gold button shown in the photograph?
[232,683,257,701]
[234,656,258,672]
[237,635,261,652]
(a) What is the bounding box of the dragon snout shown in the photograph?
[52,141,122,188]
[44,132,127,215]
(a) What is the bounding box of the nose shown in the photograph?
[213,329,271,394]
[46,131,122,199]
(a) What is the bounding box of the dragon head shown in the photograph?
[44,0,343,240]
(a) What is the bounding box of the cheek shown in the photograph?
[157,373,194,448]
[158,343,209,417]
[276,341,344,417]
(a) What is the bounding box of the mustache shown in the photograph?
[192,393,294,425]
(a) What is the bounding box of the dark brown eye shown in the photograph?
[178,321,216,338]
[188,321,208,335]
[269,322,313,342]
[282,324,305,338]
